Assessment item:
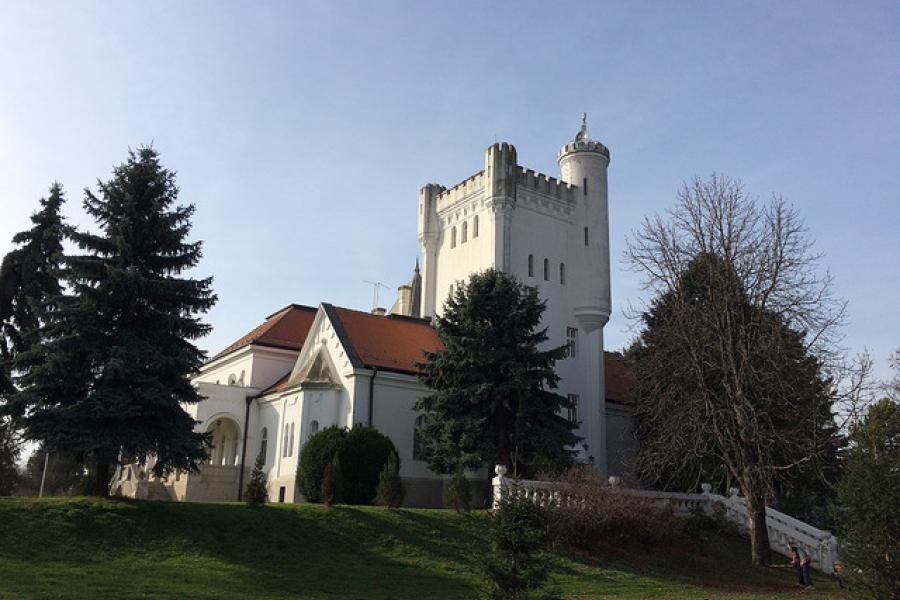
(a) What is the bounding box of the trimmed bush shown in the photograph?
[444,465,471,512]
[338,426,398,505]
[297,425,398,505]
[320,456,341,507]
[375,452,405,508]
[297,426,345,502]
[244,452,268,507]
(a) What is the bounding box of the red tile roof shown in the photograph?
[210,304,317,362]
[261,372,292,395]
[326,305,443,375]
[214,302,637,402]
[604,352,636,404]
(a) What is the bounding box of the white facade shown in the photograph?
[418,117,612,472]
[125,119,624,506]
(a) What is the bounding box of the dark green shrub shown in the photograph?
[375,452,405,508]
[297,425,398,505]
[444,465,471,512]
[320,456,341,507]
[244,452,268,507]
[483,490,560,600]
[338,426,397,505]
[297,426,345,502]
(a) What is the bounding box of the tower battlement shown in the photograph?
[435,170,485,210]
[517,167,576,200]
[558,139,611,162]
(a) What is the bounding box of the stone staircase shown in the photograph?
[491,465,840,574]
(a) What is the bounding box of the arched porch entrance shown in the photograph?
[206,416,241,466]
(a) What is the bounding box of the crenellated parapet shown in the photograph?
[558,139,611,162]
[517,167,576,201]
[435,170,485,212]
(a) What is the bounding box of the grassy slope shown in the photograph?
[0,497,845,600]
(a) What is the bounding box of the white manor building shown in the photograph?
[115,119,638,506]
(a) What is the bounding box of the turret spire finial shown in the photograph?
[575,112,588,142]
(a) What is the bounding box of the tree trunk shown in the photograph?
[91,459,111,497]
[743,486,772,566]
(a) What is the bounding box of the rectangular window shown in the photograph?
[567,327,578,358]
[278,486,286,503]
[584,227,589,246]
[567,394,579,424]
[583,177,588,195]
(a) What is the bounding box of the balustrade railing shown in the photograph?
[491,465,839,574]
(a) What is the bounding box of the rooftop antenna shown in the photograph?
[363,280,390,310]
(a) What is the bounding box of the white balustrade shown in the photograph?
[491,465,839,574]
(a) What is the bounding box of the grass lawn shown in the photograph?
[0,497,846,599]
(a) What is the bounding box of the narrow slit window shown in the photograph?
[451,227,457,248]
[560,263,566,285]
[528,254,534,277]
[567,394,580,424]
[473,216,479,238]
[566,327,578,358]
[583,178,588,195]
[462,222,468,243]
[543,258,549,281]
[260,427,268,464]
[584,227,589,246]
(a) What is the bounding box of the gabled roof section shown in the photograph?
[323,304,442,375]
[604,352,636,404]
[261,372,291,395]
[210,304,317,362]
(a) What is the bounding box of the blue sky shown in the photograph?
[1,1,897,380]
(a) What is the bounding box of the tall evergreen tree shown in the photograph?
[0,417,20,495]
[0,183,66,406]
[628,251,841,566]
[415,269,577,477]
[836,397,900,599]
[15,147,216,494]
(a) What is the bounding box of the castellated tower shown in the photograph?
[416,117,612,474]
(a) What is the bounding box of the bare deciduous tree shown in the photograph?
[625,174,864,566]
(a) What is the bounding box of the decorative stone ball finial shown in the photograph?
[701,483,712,495]
[495,464,508,477]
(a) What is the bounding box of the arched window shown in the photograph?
[528,254,534,277]
[461,221,468,243]
[227,374,236,385]
[289,423,295,457]
[259,427,268,464]
[451,227,457,248]
[560,263,566,285]
[543,258,549,281]
[473,215,479,238]
[309,420,319,440]
[413,415,426,461]
[282,423,290,458]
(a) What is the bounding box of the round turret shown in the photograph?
[557,114,611,333]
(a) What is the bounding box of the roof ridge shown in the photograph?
[264,303,317,320]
